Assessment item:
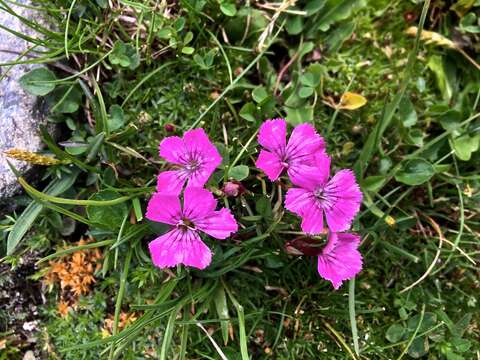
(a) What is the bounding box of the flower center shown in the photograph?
[178,217,195,232]
[185,159,201,172]
[313,188,326,201]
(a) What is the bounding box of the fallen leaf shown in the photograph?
[338,92,367,110]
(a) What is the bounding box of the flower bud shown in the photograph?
[222,181,245,197]
[164,123,175,133]
[284,236,326,256]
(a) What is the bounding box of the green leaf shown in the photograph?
[7,171,79,255]
[109,41,140,70]
[452,313,472,338]
[286,106,314,125]
[451,134,480,161]
[304,0,326,16]
[86,191,129,229]
[427,55,452,101]
[439,110,462,132]
[181,46,195,55]
[407,129,424,147]
[19,67,57,96]
[361,175,385,193]
[47,85,82,113]
[220,3,237,16]
[252,86,269,103]
[398,97,417,127]
[300,72,320,87]
[157,28,173,39]
[407,312,437,333]
[316,0,366,32]
[255,196,272,219]
[299,86,314,98]
[108,105,125,132]
[229,165,249,181]
[460,12,480,33]
[239,102,257,122]
[395,158,435,185]
[286,15,303,35]
[407,336,429,358]
[385,324,405,343]
[214,286,230,346]
[326,21,355,53]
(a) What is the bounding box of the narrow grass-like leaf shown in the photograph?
[214,285,230,345]
[348,278,360,356]
[224,284,249,360]
[7,170,78,254]
[18,177,132,206]
[160,305,181,360]
[108,247,133,359]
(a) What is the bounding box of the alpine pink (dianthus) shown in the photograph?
[255,118,325,182]
[284,152,362,234]
[157,128,222,195]
[146,187,238,269]
[317,232,363,289]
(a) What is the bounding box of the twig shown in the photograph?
[273,52,298,96]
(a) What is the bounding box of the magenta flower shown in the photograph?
[157,128,222,195]
[317,232,363,289]
[146,187,238,269]
[285,153,362,233]
[255,119,325,182]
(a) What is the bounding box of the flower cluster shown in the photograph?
[256,119,363,289]
[145,120,362,289]
[146,129,238,270]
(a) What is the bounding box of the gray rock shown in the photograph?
[0,0,49,199]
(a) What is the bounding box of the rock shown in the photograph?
[0,0,49,199]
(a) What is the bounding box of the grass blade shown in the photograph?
[7,170,79,254]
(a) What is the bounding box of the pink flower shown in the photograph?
[255,119,325,182]
[146,187,238,270]
[285,153,362,233]
[157,128,222,195]
[317,232,363,289]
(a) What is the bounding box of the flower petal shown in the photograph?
[146,192,181,225]
[289,152,331,190]
[285,188,314,216]
[255,149,284,181]
[258,118,287,154]
[183,187,217,221]
[184,128,222,166]
[286,123,325,163]
[156,170,186,195]
[187,162,219,188]
[300,203,324,235]
[317,232,362,289]
[159,136,185,164]
[149,229,211,269]
[195,208,238,239]
[323,169,362,232]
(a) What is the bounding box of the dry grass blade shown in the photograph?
[257,0,297,51]
[400,216,444,293]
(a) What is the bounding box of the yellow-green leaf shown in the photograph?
[338,92,367,110]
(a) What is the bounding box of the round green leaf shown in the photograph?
[220,3,237,16]
[86,191,128,229]
[386,324,405,343]
[395,158,435,185]
[19,67,57,96]
[229,165,249,181]
[298,86,314,98]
